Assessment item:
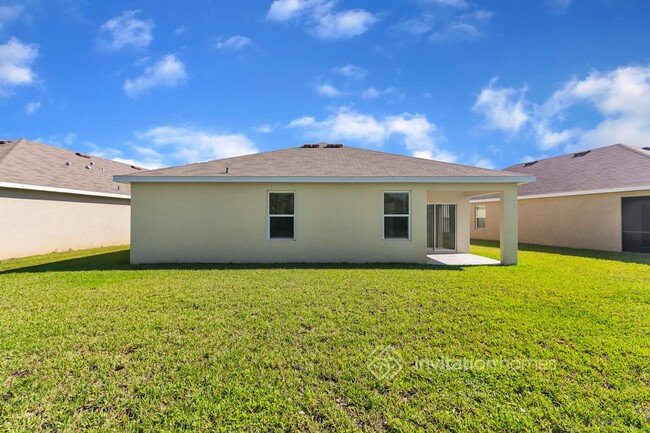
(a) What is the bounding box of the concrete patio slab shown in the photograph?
[427,253,500,266]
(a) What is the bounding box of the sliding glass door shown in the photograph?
[427,204,456,251]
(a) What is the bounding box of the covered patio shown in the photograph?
[425,185,521,265]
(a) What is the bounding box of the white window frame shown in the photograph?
[382,191,411,240]
[268,191,296,240]
[475,204,486,230]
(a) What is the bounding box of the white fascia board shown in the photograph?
[113,175,536,184]
[0,181,131,200]
[469,185,650,202]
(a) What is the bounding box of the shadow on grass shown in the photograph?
[471,239,650,265]
[0,250,468,274]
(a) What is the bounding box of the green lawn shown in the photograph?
[0,243,648,432]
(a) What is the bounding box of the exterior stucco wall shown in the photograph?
[470,201,501,241]
[130,182,496,264]
[470,190,650,252]
[0,187,130,260]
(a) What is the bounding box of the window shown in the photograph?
[384,192,410,239]
[475,205,486,229]
[269,192,295,239]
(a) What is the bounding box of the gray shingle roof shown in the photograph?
[502,144,650,197]
[118,143,528,180]
[0,138,141,196]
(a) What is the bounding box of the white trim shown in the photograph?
[114,175,535,184]
[470,185,650,203]
[0,181,130,200]
[382,191,411,241]
[268,191,295,240]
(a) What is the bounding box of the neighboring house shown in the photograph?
[470,144,650,253]
[0,139,139,260]
[115,143,534,265]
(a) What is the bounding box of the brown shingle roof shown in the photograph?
[502,144,650,197]
[117,143,528,180]
[0,138,141,197]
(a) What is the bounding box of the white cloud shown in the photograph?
[254,123,276,133]
[266,0,377,40]
[473,77,529,133]
[85,141,123,159]
[333,64,367,79]
[174,26,187,36]
[361,86,397,99]
[35,132,77,147]
[395,5,492,43]
[465,154,495,169]
[287,107,454,161]
[420,0,469,7]
[474,64,650,153]
[287,116,316,128]
[392,13,435,36]
[361,86,380,99]
[25,101,40,114]
[266,0,313,21]
[315,83,343,97]
[137,125,258,163]
[545,0,573,14]
[0,4,23,30]
[98,10,153,52]
[313,9,377,39]
[123,54,186,97]
[0,37,38,95]
[430,10,492,42]
[216,35,253,50]
[538,65,650,150]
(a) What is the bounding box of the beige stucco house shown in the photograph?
[471,144,650,253]
[0,139,138,260]
[115,143,534,265]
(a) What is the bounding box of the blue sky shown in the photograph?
[1,0,649,169]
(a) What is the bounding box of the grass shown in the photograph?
[0,243,648,432]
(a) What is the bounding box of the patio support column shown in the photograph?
[500,186,519,265]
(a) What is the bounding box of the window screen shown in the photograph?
[269,192,295,239]
[475,205,486,229]
[384,192,410,239]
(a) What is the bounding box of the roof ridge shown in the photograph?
[23,138,143,170]
[0,139,22,165]
[342,145,521,175]
[503,143,636,170]
[124,144,522,178]
[130,146,295,176]
[616,143,650,159]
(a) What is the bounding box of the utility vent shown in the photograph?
[572,150,590,158]
[0,140,11,144]
[643,147,650,151]
[65,161,71,166]
[302,144,319,148]
[85,165,91,170]
[324,144,343,148]
[75,152,91,158]
[131,165,142,170]
[523,161,537,167]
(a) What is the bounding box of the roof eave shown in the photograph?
[0,181,131,199]
[114,175,536,184]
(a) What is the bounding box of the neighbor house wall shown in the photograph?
[129,182,497,264]
[0,187,130,260]
[470,189,650,252]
